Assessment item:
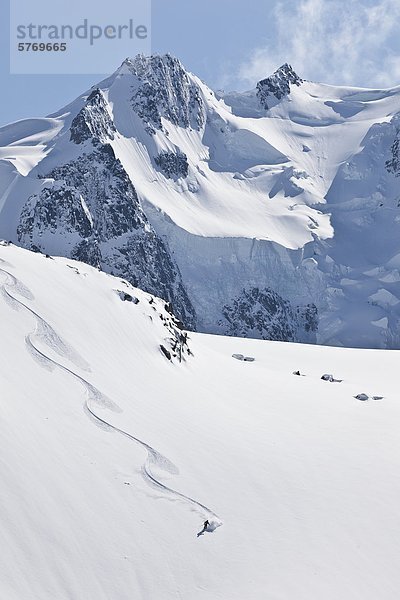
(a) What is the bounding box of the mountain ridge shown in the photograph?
[1,53,400,347]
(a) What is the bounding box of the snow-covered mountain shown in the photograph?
[1,241,400,599]
[2,54,400,347]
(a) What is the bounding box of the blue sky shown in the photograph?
[2,0,400,126]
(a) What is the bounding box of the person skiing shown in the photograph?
[197,519,210,537]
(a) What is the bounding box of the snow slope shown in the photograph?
[1,242,400,599]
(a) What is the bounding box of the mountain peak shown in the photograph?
[121,54,205,135]
[256,63,303,109]
[274,63,302,83]
[122,53,185,78]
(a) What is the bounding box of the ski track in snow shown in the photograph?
[0,262,221,526]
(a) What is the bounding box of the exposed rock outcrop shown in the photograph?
[257,64,302,109]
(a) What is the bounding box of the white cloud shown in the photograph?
[238,0,400,88]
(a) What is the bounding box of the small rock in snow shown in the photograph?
[160,345,172,361]
[117,290,139,303]
[321,373,334,382]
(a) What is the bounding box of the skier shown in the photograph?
[197,519,210,537]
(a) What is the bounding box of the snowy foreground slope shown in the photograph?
[1,242,400,600]
[2,56,400,347]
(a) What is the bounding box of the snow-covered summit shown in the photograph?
[256,63,303,109]
[118,54,205,134]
